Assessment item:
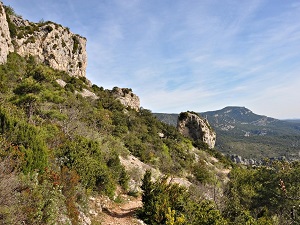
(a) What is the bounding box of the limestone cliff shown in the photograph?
[0,3,13,63]
[0,2,87,77]
[177,111,216,149]
[112,87,140,111]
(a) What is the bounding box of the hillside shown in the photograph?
[0,51,233,224]
[1,3,300,225]
[154,106,300,160]
[0,5,232,225]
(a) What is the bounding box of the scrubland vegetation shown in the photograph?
[1,52,300,225]
[1,6,300,223]
[0,52,224,224]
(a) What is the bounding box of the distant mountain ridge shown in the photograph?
[285,119,300,123]
[154,106,300,160]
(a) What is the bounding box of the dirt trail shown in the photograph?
[90,195,144,225]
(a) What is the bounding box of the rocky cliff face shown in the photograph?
[0,2,87,77]
[112,87,140,111]
[0,3,13,63]
[177,112,216,149]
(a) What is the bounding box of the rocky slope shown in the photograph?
[0,3,234,225]
[0,2,87,77]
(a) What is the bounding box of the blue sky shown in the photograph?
[3,0,300,119]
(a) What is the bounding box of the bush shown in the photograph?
[72,36,80,54]
[4,6,17,38]
[0,107,48,173]
[19,173,67,225]
[178,112,189,121]
[139,170,228,225]
[192,160,214,184]
[45,25,53,33]
[58,137,127,197]
[139,170,187,225]
[4,5,16,16]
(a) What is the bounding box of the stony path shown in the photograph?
[90,195,144,225]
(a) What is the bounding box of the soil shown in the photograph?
[90,194,144,225]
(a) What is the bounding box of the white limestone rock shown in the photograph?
[0,2,87,78]
[0,3,13,64]
[177,111,216,149]
[112,87,140,111]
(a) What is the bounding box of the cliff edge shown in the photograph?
[0,2,87,77]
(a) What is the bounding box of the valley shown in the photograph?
[154,106,300,161]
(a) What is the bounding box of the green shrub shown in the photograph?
[72,36,80,54]
[58,137,127,197]
[19,173,67,225]
[192,160,214,184]
[24,36,36,44]
[45,25,53,33]
[139,170,227,225]
[139,170,187,225]
[5,14,17,38]
[3,5,16,16]
[0,107,48,173]
[178,112,189,121]
[64,83,75,92]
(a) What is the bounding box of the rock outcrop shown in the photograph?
[177,111,216,149]
[112,87,140,111]
[0,2,87,77]
[0,3,13,64]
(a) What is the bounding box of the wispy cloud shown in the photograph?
[3,0,300,118]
